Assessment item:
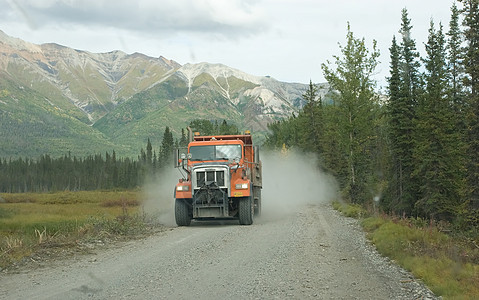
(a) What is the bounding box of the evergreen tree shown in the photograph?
[448,2,465,111]
[0,150,146,192]
[264,112,302,151]
[320,103,348,181]
[189,119,239,136]
[384,35,403,210]
[399,8,422,104]
[219,120,239,135]
[112,150,118,188]
[413,20,466,220]
[152,151,157,174]
[298,80,322,153]
[386,8,422,214]
[189,119,215,135]
[146,138,153,166]
[321,23,380,203]
[460,0,479,215]
[179,128,188,147]
[447,2,468,195]
[104,151,112,189]
[160,126,174,167]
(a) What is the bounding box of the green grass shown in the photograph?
[332,200,367,218]
[362,216,479,299]
[0,191,151,269]
[332,202,479,299]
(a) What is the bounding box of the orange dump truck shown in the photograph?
[174,131,262,226]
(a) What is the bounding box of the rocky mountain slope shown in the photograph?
[0,30,328,157]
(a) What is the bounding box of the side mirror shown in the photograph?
[174,148,190,168]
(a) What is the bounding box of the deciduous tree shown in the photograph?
[321,23,380,203]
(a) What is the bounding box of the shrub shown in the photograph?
[332,200,367,218]
[362,215,479,298]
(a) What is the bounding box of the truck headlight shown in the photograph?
[176,185,189,191]
[235,183,248,190]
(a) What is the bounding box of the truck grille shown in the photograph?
[196,170,225,187]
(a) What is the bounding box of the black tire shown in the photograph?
[175,199,191,226]
[238,196,254,225]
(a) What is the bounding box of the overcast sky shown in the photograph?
[1,0,456,89]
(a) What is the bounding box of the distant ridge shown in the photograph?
[0,30,329,157]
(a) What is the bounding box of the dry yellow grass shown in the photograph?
[0,190,145,268]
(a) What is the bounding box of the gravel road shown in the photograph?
[0,202,437,300]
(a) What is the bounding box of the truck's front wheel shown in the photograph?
[175,199,191,226]
[238,196,254,225]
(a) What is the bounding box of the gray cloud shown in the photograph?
[1,0,455,85]
[5,0,268,39]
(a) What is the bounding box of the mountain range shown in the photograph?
[0,29,329,158]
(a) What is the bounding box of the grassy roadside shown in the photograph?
[332,201,479,299]
[0,191,161,270]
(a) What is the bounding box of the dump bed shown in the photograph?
[193,134,253,145]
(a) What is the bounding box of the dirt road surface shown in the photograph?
[0,202,436,300]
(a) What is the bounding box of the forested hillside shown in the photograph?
[0,119,238,193]
[265,2,479,232]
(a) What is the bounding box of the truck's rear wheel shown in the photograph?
[238,196,254,225]
[175,199,191,226]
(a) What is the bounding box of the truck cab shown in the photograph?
[174,132,262,226]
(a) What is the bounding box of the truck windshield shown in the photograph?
[189,145,242,161]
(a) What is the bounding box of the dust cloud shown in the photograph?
[260,150,338,221]
[142,167,185,227]
[142,150,338,226]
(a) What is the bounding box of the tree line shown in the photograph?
[0,119,237,193]
[265,2,479,231]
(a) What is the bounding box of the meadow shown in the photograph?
[0,190,147,269]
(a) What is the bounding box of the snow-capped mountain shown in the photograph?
[0,29,327,157]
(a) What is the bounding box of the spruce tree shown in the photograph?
[413,21,465,220]
[189,119,215,135]
[388,8,422,214]
[112,150,118,188]
[460,0,479,215]
[385,35,404,210]
[448,3,465,110]
[179,128,188,147]
[160,126,174,167]
[299,80,322,153]
[146,138,153,166]
[447,2,468,181]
